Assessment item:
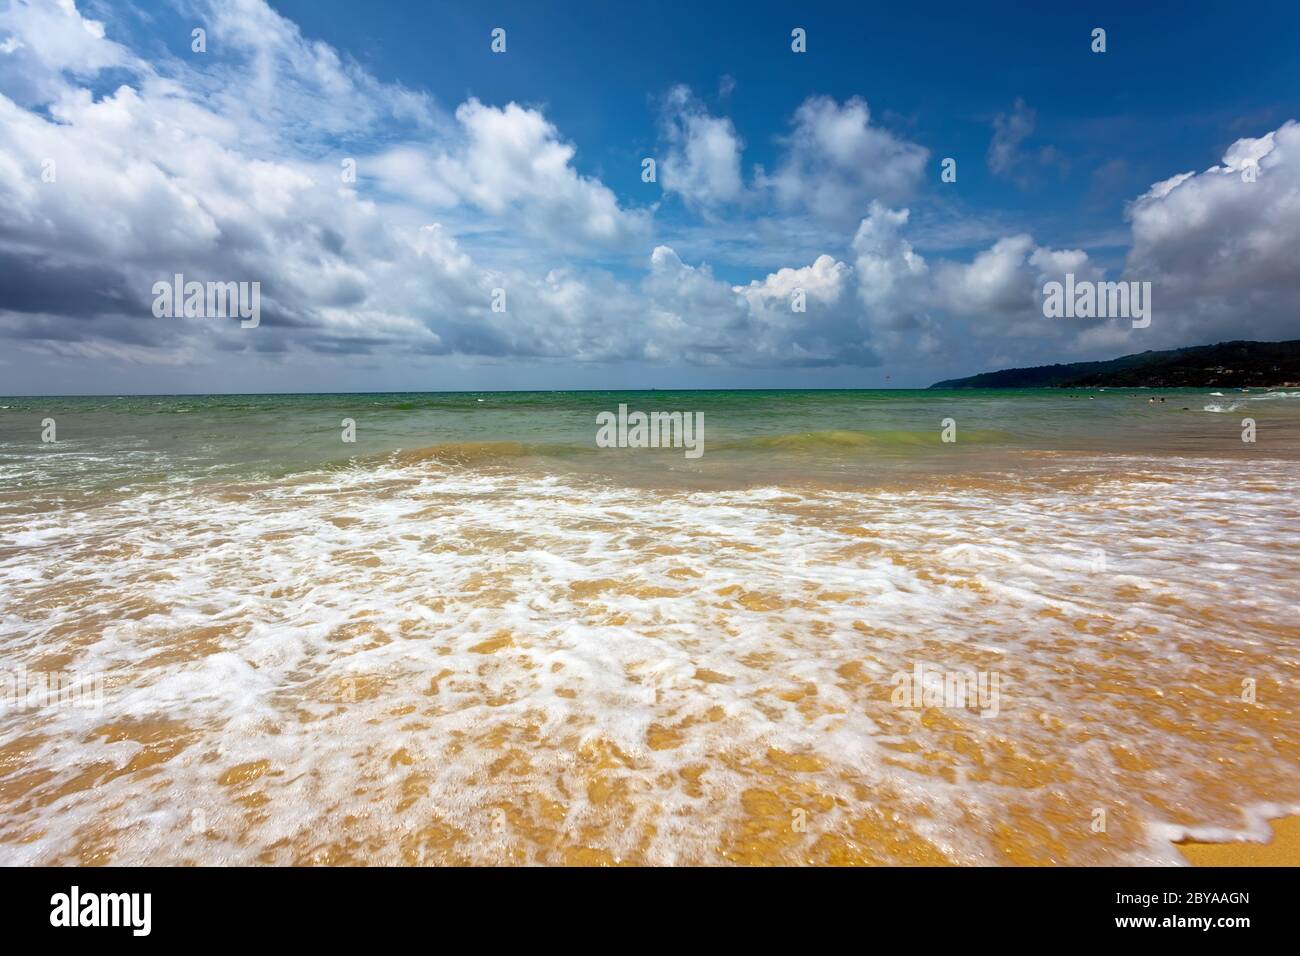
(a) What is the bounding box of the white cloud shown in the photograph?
[1122,119,1300,347]
[836,202,1099,347]
[658,85,745,209]
[761,96,928,226]
[732,254,883,367]
[3,0,1297,389]
[195,0,439,147]
[0,2,890,373]
[0,0,138,105]
[371,98,651,251]
[736,254,851,308]
[856,118,1300,360]
[851,204,927,324]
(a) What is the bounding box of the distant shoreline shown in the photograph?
[931,339,1300,390]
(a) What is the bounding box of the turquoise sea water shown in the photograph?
[4,388,1297,493]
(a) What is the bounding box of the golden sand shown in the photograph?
[1178,816,1300,867]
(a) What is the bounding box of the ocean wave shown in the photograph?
[714,428,1015,452]
[341,429,1020,470]
[390,440,552,465]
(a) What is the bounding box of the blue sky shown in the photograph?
[1,0,1298,392]
[268,1,1293,246]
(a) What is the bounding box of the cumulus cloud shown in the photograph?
[0,2,893,375]
[733,254,880,367]
[852,116,1300,362]
[942,236,1051,316]
[0,0,650,368]
[851,204,928,328]
[0,0,137,106]
[1120,120,1300,348]
[736,254,850,308]
[839,202,1097,349]
[658,85,745,210]
[370,98,650,250]
[637,246,884,367]
[761,96,928,226]
[2,0,1296,388]
[641,246,749,363]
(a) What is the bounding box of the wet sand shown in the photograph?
[1179,816,1300,867]
[3,452,1298,865]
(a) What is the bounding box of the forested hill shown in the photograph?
[929,340,1300,389]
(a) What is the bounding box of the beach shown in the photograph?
[1,389,1297,865]
[1179,816,1300,866]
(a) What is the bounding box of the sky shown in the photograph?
[0,0,1298,394]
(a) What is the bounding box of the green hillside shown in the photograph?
[929,340,1300,389]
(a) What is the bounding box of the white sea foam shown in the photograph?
[1252,390,1300,400]
[0,455,1297,865]
[1148,801,1300,846]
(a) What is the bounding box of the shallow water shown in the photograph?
[1,389,1297,864]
